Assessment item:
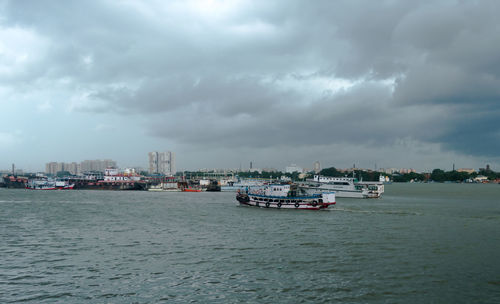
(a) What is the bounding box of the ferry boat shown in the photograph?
[300,175,384,198]
[236,183,335,210]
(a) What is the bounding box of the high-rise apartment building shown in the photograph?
[313,161,321,173]
[45,162,80,175]
[148,151,175,175]
[45,162,58,175]
[80,159,117,173]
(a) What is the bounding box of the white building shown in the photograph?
[285,164,303,173]
[148,151,176,175]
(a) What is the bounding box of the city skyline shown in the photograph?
[1,157,494,176]
[1,1,499,172]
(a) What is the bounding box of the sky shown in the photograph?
[1,0,500,172]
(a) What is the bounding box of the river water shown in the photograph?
[1,183,499,303]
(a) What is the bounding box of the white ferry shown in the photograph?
[301,175,384,198]
[236,184,335,210]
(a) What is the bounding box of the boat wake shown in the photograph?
[333,208,422,216]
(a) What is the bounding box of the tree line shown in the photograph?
[319,167,499,182]
[227,167,499,183]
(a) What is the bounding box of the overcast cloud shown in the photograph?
[1,0,499,172]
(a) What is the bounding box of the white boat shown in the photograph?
[236,183,335,210]
[300,175,384,198]
[148,182,181,192]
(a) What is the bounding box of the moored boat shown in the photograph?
[2,175,28,188]
[236,183,335,210]
[301,175,384,198]
[26,178,75,190]
[148,182,181,192]
[183,188,203,192]
[205,180,221,192]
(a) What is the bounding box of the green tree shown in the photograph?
[430,169,446,182]
[319,167,343,177]
[56,171,71,177]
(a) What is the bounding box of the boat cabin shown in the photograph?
[264,184,291,197]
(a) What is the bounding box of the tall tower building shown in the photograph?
[313,161,321,173]
[148,151,175,175]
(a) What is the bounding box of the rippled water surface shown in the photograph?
[1,183,500,303]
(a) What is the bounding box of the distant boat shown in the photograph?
[236,183,335,210]
[26,178,75,190]
[2,175,28,188]
[205,180,221,192]
[379,175,392,184]
[182,187,203,192]
[148,182,181,192]
[300,175,384,198]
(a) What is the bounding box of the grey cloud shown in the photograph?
[147,82,435,150]
[2,0,500,164]
[92,75,299,117]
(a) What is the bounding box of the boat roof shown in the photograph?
[248,192,335,199]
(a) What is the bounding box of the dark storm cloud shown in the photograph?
[2,0,500,159]
[148,81,438,150]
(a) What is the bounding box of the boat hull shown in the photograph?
[236,193,335,210]
[148,188,181,192]
[72,181,146,190]
[183,188,203,192]
[27,185,75,190]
